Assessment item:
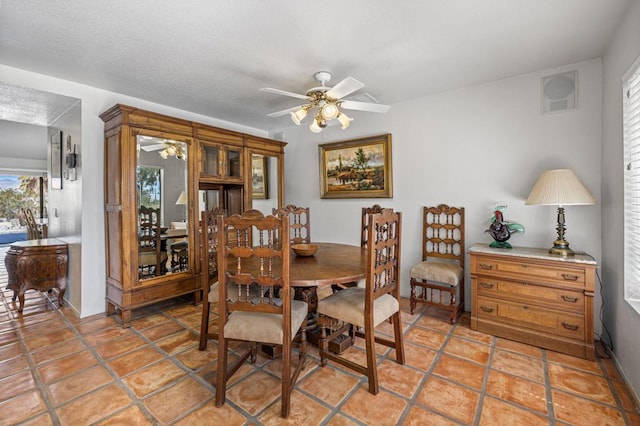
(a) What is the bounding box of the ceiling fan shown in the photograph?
[261,71,390,133]
[138,138,187,160]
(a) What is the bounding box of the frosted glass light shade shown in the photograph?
[309,118,322,133]
[321,102,339,120]
[525,169,595,206]
[290,107,307,125]
[337,112,352,129]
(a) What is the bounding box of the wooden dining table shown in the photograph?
[263,242,367,356]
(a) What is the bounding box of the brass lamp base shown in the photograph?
[549,240,575,257]
[549,207,575,256]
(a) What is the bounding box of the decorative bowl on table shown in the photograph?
[291,243,318,257]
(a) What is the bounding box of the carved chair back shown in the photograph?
[421,204,465,270]
[273,204,310,244]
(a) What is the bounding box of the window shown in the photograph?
[623,56,640,313]
[137,165,163,220]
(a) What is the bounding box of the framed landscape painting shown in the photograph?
[251,154,268,199]
[319,133,393,199]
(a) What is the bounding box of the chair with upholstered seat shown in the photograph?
[273,204,310,244]
[317,208,405,395]
[331,204,393,293]
[409,204,465,323]
[215,210,308,418]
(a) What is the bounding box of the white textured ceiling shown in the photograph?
[0,0,630,131]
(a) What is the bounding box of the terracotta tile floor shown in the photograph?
[1,248,639,425]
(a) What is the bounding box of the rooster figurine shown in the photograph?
[485,205,525,248]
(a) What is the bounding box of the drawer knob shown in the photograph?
[480,306,494,313]
[480,282,494,289]
[479,263,493,270]
[562,322,579,331]
[561,295,578,303]
[561,274,579,281]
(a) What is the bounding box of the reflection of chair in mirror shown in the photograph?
[138,206,167,278]
[166,223,189,272]
[409,204,465,323]
[169,241,188,272]
[273,204,310,244]
[215,210,308,418]
[317,209,405,395]
[198,207,226,350]
[22,208,46,240]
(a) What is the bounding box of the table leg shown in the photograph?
[295,286,353,354]
[261,285,353,358]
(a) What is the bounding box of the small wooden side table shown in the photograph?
[4,238,68,312]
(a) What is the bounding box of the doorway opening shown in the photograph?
[0,174,48,245]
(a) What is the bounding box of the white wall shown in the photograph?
[602,0,640,402]
[47,102,83,312]
[0,121,47,173]
[0,64,268,318]
[280,59,603,328]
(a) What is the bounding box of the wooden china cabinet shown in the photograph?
[101,105,285,327]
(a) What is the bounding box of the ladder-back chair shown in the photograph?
[215,210,308,418]
[317,209,405,394]
[409,204,465,323]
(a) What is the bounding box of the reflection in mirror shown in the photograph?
[136,135,189,280]
[251,154,279,216]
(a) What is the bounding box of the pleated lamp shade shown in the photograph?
[175,191,187,205]
[525,169,595,206]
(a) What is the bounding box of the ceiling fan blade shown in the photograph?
[140,143,167,152]
[340,100,390,113]
[267,105,306,117]
[260,87,310,100]
[326,77,365,100]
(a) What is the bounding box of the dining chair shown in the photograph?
[409,204,465,323]
[317,208,405,395]
[138,206,167,278]
[331,204,393,294]
[215,210,308,418]
[198,207,225,350]
[273,204,310,244]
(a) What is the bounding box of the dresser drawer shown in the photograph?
[472,256,585,287]
[477,296,585,340]
[476,278,585,313]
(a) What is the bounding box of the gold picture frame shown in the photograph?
[319,133,393,199]
[251,154,268,199]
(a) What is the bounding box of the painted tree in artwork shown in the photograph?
[353,147,370,178]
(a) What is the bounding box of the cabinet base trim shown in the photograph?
[476,318,594,360]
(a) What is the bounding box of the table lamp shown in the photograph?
[525,169,595,256]
[175,191,187,222]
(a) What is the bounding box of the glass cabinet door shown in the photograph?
[201,143,243,182]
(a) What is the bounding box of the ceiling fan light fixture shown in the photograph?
[309,117,323,133]
[320,102,339,120]
[159,149,169,159]
[263,71,390,133]
[290,107,308,125]
[337,112,352,129]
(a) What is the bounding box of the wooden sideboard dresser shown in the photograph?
[469,243,597,360]
[4,238,68,313]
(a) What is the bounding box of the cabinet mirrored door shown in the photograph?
[249,152,280,216]
[136,135,189,280]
